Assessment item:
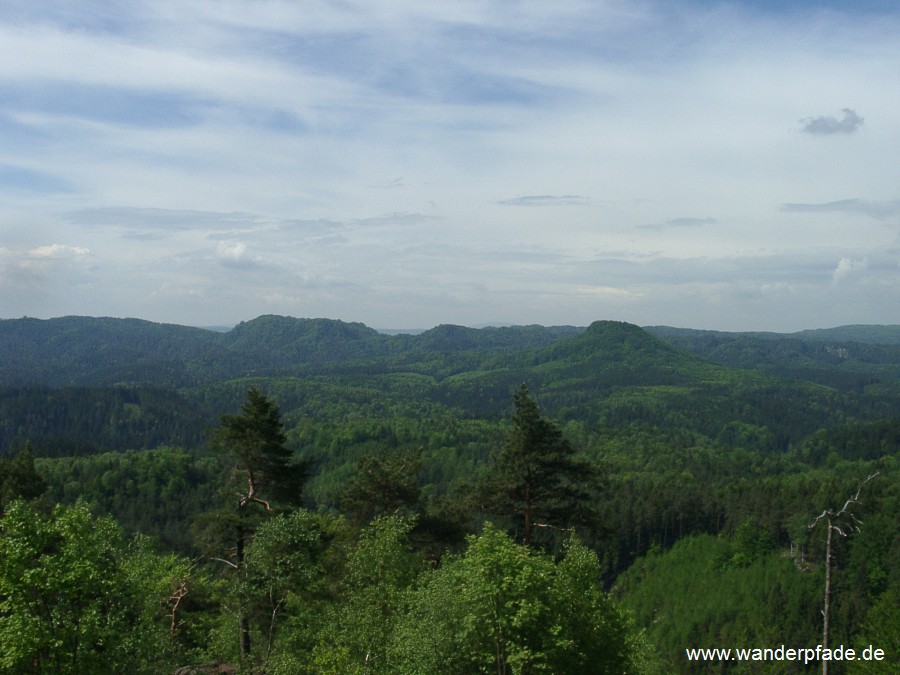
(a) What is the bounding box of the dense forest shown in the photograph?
[0,315,897,673]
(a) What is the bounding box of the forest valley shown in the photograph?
[0,315,897,674]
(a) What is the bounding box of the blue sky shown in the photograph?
[0,1,898,331]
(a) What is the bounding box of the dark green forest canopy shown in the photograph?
[1,316,898,673]
[2,316,898,459]
[0,315,585,387]
[5,314,895,387]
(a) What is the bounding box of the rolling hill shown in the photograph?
[2,315,898,459]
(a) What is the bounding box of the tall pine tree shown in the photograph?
[209,386,307,661]
[0,440,46,514]
[479,384,600,546]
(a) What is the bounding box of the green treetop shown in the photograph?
[0,441,46,515]
[479,384,601,546]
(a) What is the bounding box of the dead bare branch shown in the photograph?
[168,577,189,643]
[211,557,239,570]
[808,472,879,675]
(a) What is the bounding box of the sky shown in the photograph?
[0,0,898,332]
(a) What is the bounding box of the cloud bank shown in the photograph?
[0,1,898,331]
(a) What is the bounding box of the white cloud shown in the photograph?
[0,243,95,318]
[832,257,868,283]
[215,240,260,268]
[28,243,91,258]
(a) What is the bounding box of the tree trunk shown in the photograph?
[822,519,832,675]
[523,483,533,547]
[236,526,251,660]
[808,472,878,675]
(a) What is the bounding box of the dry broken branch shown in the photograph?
[807,472,879,675]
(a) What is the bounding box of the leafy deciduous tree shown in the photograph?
[0,501,187,674]
[242,509,333,668]
[392,523,646,674]
[312,515,423,674]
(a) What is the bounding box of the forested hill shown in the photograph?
[0,316,222,386]
[6,314,898,389]
[2,314,899,460]
[644,324,900,389]
[2,315,898,672]
[647,324,900,345]
[0,314,583,387]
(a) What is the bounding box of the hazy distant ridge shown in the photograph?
[645,324,900,345]
[2,314,897,389]
[0,315,583,387]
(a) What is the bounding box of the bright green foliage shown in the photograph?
[479,384,600,545]
[1,317,897,672]
[848,581,899,675]
[0,501,187,674]
[241,509,334,668]
[312,514,423,674]
[38,445,220,553]
[392,524,644,674]
[551,535,654,673]
[616,534,821,673]
[721,518,776,568]
[117,534,205,665]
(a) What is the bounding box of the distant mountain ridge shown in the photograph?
[644,324,900,388]
[1,314,898,389]
[645,324,900,345]
[0,315,584,387]
[2,314,898,457]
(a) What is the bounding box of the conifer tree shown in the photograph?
[339,447,422,524]
[210,386,307,661]
[479,384,600,546]
[215,386,305,512]
[0,440,46,514]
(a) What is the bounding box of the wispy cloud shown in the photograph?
[637,217,716,231]
[354,212,440,227]
[65,208,263,231]
[800,108,864,135]
[498,195,589,207]
[0,164,74,193]
[781,199,900,220]
[28,244,91,259]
